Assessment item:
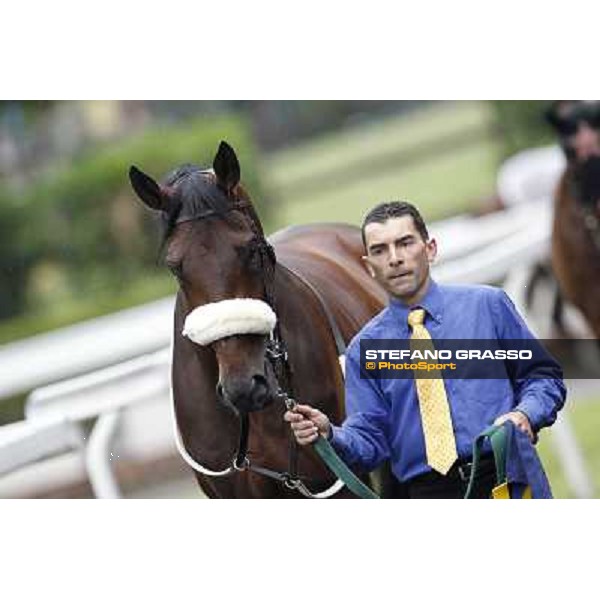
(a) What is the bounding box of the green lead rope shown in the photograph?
[313,436,379,499]
[310,424,509,500]
[464,424,507,499]
[287,334,516,498]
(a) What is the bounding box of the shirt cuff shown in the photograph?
[329,424,348,453]
[328,423,339,443]
[513,402,540,444]
[514,398,541,430]
[326,423,334,441]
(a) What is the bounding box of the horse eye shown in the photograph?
[168,262,184,280]
[236,245,262,272]
[236,245,253,262]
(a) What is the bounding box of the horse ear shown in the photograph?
[129,165,169,211]
[213,141,241,192]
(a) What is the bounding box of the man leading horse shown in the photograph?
[285,201,567,499]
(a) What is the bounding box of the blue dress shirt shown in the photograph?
[330,279,566,483]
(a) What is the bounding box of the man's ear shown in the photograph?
[129,166,169,211]
[426,237,438,263]
[213,140,240,192]
[361,255,376,278]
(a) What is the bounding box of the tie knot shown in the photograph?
[408,308,426,328]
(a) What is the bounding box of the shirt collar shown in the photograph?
[388,278,443,325]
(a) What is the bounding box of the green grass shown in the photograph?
[265,101,493,191]
[268,137,500,231]
[263,101,500,232]
[537,396,600,498]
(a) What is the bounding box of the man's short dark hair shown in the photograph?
[361,201,429,248]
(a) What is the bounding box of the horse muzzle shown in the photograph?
[216,373,273,414]
[182,298,278,414]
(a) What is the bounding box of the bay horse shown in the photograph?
[129,141,390,498]
[547,101,600,339]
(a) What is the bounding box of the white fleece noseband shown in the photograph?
[182,298,277,345]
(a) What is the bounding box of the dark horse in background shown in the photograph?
[129,142,393,498]
[547,101,600,339]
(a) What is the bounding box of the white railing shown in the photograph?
[0,416,84,475]
[0,349,173,497]
[0,298,174,401]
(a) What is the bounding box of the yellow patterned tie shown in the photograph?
[408,308,458,475]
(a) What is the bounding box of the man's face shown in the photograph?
[362,215,437,304]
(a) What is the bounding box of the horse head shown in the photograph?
[546,100,600,216]
[129,141,278,415]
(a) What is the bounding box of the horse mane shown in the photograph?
[234,184,265,239]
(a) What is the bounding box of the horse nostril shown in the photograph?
[252,374,268,392]
[216,376,270,412]
[251,374,270,405]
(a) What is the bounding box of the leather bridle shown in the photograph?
[170,187,346,498]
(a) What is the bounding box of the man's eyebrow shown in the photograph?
[395,233,415,243]
[367,242,388,254]
[368,233,415,252]
[369,233,415,250]
[368,242,385,251]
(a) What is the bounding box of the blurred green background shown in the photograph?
[0,100,554,342]
[1,99,595,497]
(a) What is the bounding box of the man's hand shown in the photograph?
[494,411,534,442]
[283,404,331,446]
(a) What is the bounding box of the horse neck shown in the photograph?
[558,168,600,252]
[553,169,600,335]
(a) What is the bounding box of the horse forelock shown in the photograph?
[159,164,263,248]
[159,166,224,244]
[169,166,230,215]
